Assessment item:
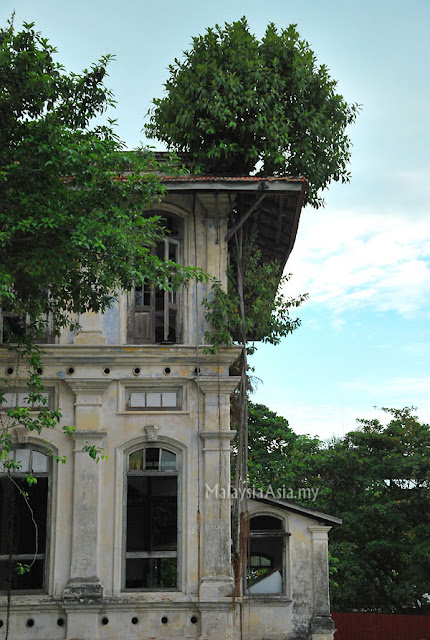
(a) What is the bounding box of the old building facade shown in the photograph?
[0,177,339,639]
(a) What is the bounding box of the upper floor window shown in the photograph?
[124,446,179,590]
[125,388,181,411]
[127,214,183,344]
[0,308,54,344]
[246,514,288,595]
[1,388,52,411]
[0,447,50,592]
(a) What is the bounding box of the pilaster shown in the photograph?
[74,310,106,345]
[63,378,110,601]
[197,376,239,598]
[308,525,335,640]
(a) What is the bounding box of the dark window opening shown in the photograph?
[0,448,49,592]
[0,309,55,345]
[125,447,178,590]
[127,214,183,345]
[246,515,286,595]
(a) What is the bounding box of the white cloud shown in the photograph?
[270,397,430,442]
[284,207,430,318]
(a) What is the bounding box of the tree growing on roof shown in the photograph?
[145,17,359,208]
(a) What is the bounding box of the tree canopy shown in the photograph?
[246,403,430,613]
[145,17,359,207]
[0,18,201,338]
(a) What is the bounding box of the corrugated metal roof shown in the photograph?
[162,175,306,183]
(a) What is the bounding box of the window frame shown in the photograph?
[125,387,183,412]
[245,512,290,597]
[0,387,55,412]
[122,444,182,592]
[127,212,184,345]
[117,381,188,415]
[0,308,55,345]
[0,445,52,594]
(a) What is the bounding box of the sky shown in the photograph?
[2,0,430,440]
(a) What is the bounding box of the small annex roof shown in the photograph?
[249,493,342,527]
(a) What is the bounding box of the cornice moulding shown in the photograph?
[0,345,242,368]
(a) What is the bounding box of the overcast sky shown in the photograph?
[3,0,429,440]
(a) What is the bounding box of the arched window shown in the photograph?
[0,447,50,591]
[127,213,183,344]
[124,446,179,590]
[246,514,288,595]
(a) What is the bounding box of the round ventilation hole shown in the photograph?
[132,617,139,625]
[191,615,198,624]
[26,619,34,627]
[36,367,43,375]
[103,367,111,375]
[133,367,141,376]
[101,617,109,626]
[161,616,168,624]
[164,367,171,375]
[194,367,201,375]
[67,367,75,375]
[57,618,65,627]
[6,367,13,375]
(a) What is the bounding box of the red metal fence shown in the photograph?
[333,612,430,640]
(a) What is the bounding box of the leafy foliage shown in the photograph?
[204,240,307,354]
[0,340,74,472]
[246,402,430,613]
[145,17,359,207]
[313,407,430,613]
[0,18,204,334]
[246,402,321,492]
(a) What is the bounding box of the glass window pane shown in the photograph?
[14,449,30,472]
[145,448,160,470]
[17,393,31,407]
[37,393,49,407]
[146,393,161,408]
[135,287,143,306]
[129,392,146,408]
[32,450,48,473]
[161,449,177,471]
[129,450,143,471]
[251,516,283,531]
[168,309,177,342]
[168,241,178,262]
[125,557,177,590]
[143,285,151,306]
[0,477,48,556]
[2,393,16,407]
[0,558,45,591]
[161,392,177,408]
[126,475,177,551]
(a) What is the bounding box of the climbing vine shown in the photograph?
[204,237,307,355]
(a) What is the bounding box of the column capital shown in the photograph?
[65,378,111,397]
[309,525,332,539]
[196,376,240,396]
[200,430,237,451]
